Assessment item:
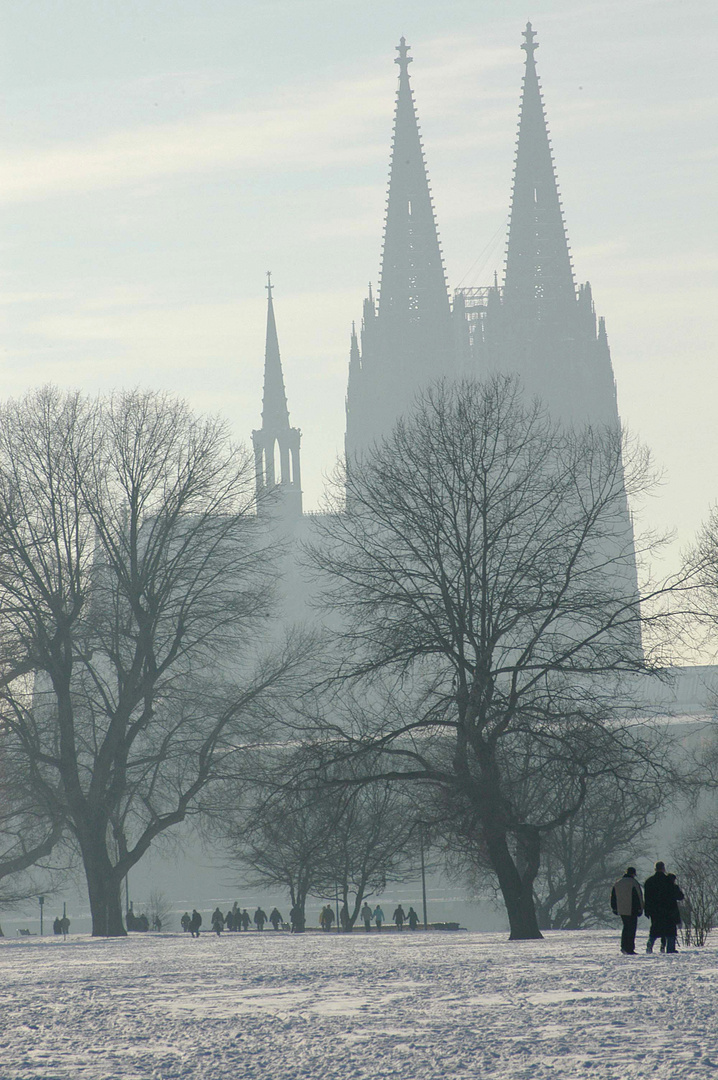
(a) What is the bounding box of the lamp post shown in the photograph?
[38,895,45,936]
[418,821,428,930]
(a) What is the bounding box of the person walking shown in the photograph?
[319,905,334,932]
[361,902,373,932]
[211,907,224,935]
[610,867,643,954]
[407,906,419,930]
[254,906,267,931]
[269,907,283,931]
[644,861,673,953]
[663,873,685,953]
[180,912,191,933]
[393,904,406,931]
[240,909,250,931]
[189,909,202,938]
[373,904,385,931]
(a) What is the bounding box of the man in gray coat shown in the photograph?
[610,866,644,954]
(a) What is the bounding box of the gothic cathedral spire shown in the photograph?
[252,273,302,517]
[474,22,619,426]
[345,38,455,460]
[503,22,575,318]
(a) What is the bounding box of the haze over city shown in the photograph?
[2,0,716,589]
[1,5,718,1079]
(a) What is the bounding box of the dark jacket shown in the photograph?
[644,871,672,919]
[644,870,679,934]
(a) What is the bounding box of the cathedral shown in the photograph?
[252,23,624,510]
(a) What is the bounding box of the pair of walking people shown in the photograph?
[611,862,683,954]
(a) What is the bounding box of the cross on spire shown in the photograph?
[395,36,412,75]
[522,22,539,63]
[265,270,273,300]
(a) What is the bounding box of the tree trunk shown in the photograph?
[485,828,543,940]
[79,833,126,937]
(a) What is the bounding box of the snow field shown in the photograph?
[0,928,716,1079]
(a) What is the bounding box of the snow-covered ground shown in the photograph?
[0,928,716,1079]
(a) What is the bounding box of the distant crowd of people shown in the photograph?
[178,901,422,936]
[180,904,287,936]
[611,861,685,954]
[318,902,421,932]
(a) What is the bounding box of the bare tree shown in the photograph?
[534,756,670,929]
[0,386,305,936]
[225,781,330,932]
[145,889,173,931]
[307,377,677,939]
[672,822,718,946]
[432,726,671,930]
[223,753,419,931]
[316,777,420,930]
[0,757,66,907]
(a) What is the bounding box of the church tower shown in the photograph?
[465,23,619,427]
[252,273,302,518]
[345,38,456,459]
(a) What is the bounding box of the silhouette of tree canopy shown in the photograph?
[221,752,419,931]
[0,386,306,936]
[307,376,678,940]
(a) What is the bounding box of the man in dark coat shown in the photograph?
[644,861,674,953]
[189,909,202,937]
[610,866,643,954]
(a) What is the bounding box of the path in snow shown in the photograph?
[0,928,716,1079]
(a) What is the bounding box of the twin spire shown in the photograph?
[378,36,450,334]
[254,23,621,508]
[503,21,576,315]
[345,35,454,459]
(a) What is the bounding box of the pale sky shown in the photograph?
[1,0,716,584]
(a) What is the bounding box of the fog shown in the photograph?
[1,0,717,949]
[1,0,716,587]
